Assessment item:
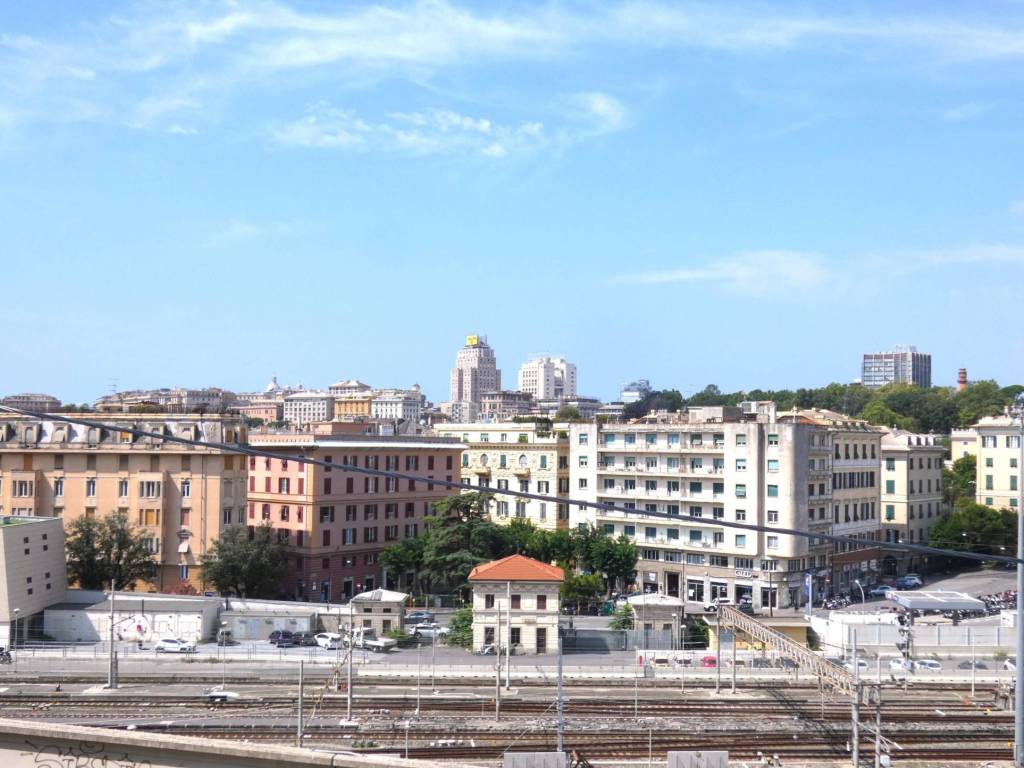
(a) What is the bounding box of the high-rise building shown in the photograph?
[879,430,946,574]
[517,357,577,400]
[448,335,501,422]
[974,414,1022,511]
[861,346,932,388]
[0,413,247,590]
[619,379,651,404]
[247,432,464,600]
[434,421,571,531]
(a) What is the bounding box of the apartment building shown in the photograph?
[247,432,464,601]
[328,380,372,397]
[0,414,247,590]
[779,409,885,595]
[571,405,838,610]
[0,516,67,646]
[433,422,571,531]
[235,401,284,423]
[94,388,236,413]
[334,393,373,419]
[370,387,424,422]
[479,391,534,421]
[448,335,501,423]
[880,430,946,575]
[950,428,978,463]
[861,346,932,388]
[283,392,335,426]
[517,357,577,400]
[974,414,1023,511]
[1,393,61,413]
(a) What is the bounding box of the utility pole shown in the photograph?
[715,610,722,694]
[556,628,564,753]
[415,640,421,715]
[107,580,117,690]
[969,627,976,698]
[431,630,436,691]
[297,660,304,748]
[495,606,502,721]
[731,625,737,695]
[505,581,511,691]
[874,688,882,768]
[346,641,353,721]
[1016,393,1024,768]
[851,629,860,768]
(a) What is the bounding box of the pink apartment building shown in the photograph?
[247,433,464,601]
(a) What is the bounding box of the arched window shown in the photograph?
[518,454,528,468]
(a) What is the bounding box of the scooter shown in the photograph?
[0,648,12,665]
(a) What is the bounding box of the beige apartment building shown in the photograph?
[0,516,67,646]
[434,422,571,531]
[950,428,978,463]
[880,430,946,575]
[778,410,886,595]
[974,414,1023,511]
[247,432,464,601]
[0,414,247,591]
[572,405,845,610]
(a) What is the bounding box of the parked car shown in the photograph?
[216,628,235,646]
[913,659,942,672]
[957,660,988,670]
[751,657,773,668]
[405,611,435,624]
[268,630,296,647]
[703,597,733,612]
[700,655,718,668]
[345,628,397,652]
[155,638,196,654]
[1004,657,1017,672]
[869,584,895,598]
[411,622,450,639]
[315,632,343,650]
[896,576,923,590]
[889,658,913,671]
[294,632,319,647]
[844,659,869,672]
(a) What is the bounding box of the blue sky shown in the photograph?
[2,1,1023,405]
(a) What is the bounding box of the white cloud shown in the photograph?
[612,251,830,294]
[167,124,198,135]
[273,103,546,157]
[943,102,991,122]
[574,92,628,134]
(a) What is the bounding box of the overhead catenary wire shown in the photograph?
[0,404,1019,568]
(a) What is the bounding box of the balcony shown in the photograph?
[471,466,491,476]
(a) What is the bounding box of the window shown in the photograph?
[578,478,588,490]
[735,434,747,447]
[767,510,779,523]
[985,475,994,490]
[766,459,779,473]
[54,478,64,497]
[735,534,746,547]
[686,553,705,565]
[485,594,495,609]
[766,535,779,549]
[885,504,895,521]
[735,458,746,471]
[710,555,728,567]
[85,478,96,497]
[118,479,128,497]
[766,485,778,497]
[511,594,521,609]
[735,509,746,521]
[139,480,161,498]
[181,479,191,498]
[767,433,779,446]
[735,484,746,498]
[537,595,547,610]
[578,432,589,445]
[885,458,896,471]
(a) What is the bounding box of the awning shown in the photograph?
[177,541,190,554]
[888,590,985,612]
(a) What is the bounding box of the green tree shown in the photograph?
[548,528,577,568]
[943,455,977,508]
[555,405,583,421]
[589,534,638,595]
[380,536,425,590]
[560,573,604,612]
[66,511,156,590]
[200,523,288,597]
[419,492,509,592]
[243,416,265,428]
[858,400,917,431]
[955,381,1012,426]
[445,606,474,648]
[506,518,538,554]
[929,499,1016,560]
[608,604,634,630]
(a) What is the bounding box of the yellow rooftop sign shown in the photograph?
[466,334,479,346]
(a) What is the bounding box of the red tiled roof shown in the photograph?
[468,554,564,583]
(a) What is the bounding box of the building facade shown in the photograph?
[1,394,61,414]
[448,335,501,423]
[950,428,978,463]
[479,391,534,421]
[94,388,236,413]
[235,402,284,423]
[283,392,335,427]
[328,380,372,397]
[0,414,247,590]
[434,422,571,531]
[370,387,424,422]
[246,432,464,601]
[861,346,932,389]
[880,430,946,574]
[0,516,67,646]
[517,357,577,400]
[469,554,563,655]
[974,415,1023,511]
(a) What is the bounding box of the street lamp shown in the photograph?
[853,579,866,606]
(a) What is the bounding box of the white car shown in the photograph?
[703,597,732,612]
[913,659,941,672]
[1004,657,1017,672]
[155,638,196,653]
[889,658,912,671]
[843,659,869,672]
[315,632,343,650]
[412,622,450,639]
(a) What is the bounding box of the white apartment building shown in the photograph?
[328,380,372,397]
[880,430,946,575]
[94,388,236,413]
[480,391,534,421]
[448,335,501,422]
[370,387,424,422]
[571,406,837,610]
[1,394,61,414]
[283,392,335,427]
[0,516,66,646]
[517,357,577,400]
[435,422,571,530]
[974,414,1023,511]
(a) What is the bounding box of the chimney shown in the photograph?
[957,368,968,392]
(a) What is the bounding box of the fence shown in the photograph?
[562,628,673,652]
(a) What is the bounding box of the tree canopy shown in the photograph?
[65,511,156,590]
[621,379,1021,433]
[943,455,977,508]
[200,523,288,597]
[929,499,1016,560]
